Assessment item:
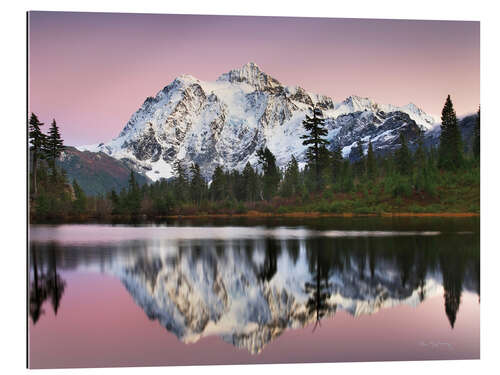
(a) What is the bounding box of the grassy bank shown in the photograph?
[30,164,480,223]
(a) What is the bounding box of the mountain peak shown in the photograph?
[217,62,281,90]
[242,61,261,72]
[173,74,199,85]
[80,65,438,181]
[340,95,377,112]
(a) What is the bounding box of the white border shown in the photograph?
[1,1,499,375]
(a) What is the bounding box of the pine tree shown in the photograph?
[366,140,377,180]
[231,170,245,201]
[44,119,65,173]
[242,162,259,202]
[414,133,435,195]
[189,163,206,205]
[256,146,281,200]
[318,145,332,187]
[473,107,480,160]
[127,171,141,215]
[72,179,87,214]
[28,113,45,196]
[109,189,120,214]
[353,140,366,178]
[331,145,343,184]
[438,95,464,170]
[281,155,301,197]
[300,106,330,190]
[173,160,188,202]
[224,171,236,201]
[340,160,354,192]
[414,131,426,170]
[210,165,226,201]
[395,133,412,176]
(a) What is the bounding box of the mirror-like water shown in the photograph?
[28,218,480,368]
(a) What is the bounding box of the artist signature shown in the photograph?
[418,341,454,350]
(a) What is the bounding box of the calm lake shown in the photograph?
[28,217,480,368]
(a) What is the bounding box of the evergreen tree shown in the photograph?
[225,170,239,201]
[127,171,141,215]
[109,189,120,214]
[28,113,45,196]
[189,163,206,205]
[231,170,245,201]
[395,133,412,176]
[414,132,426,170]
[318,145,332,188]
[353,140,366,178]
[173,160,188,202]
[366,140,377,180]
[44,119,65,173]
[281,155,301,197]
[300,106,330,190]
[438,95,464,170]
[340,160,354,192]
[331,145,343,184]
[256,146,281,200]
[210,166,226,201]
[413,132,434,194]
[72,179,87,214]
[242,162,259,202]
[473,107,480,160]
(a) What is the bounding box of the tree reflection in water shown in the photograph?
[29,231,479,353]
[29,242,66,324]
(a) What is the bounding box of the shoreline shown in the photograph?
[162,211,480,219]
[30,211,480,224]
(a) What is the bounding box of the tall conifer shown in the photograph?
[256,147,280,200]
[210,166,226,201]
[189,163,206,205]
[366,141,377,180]
[300,106,329,190]
[395,133,412,176]
[242,162,259,202]
[29,113,45,195]
[331,145,343,184]
[353,140,365,178]
[438,95,464,170]
[281,155,301,197]
[44,119,65,172]
[473,107,480,160]
[173,160,188,202]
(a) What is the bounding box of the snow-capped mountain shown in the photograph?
[78,62,436,181]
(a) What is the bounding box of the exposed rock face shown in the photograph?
[78,62,436,181]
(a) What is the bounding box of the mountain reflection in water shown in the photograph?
[29,225,479,356]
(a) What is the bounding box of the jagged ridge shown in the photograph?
[78,62,436,181]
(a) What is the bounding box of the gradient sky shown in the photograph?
[28,12,479,146]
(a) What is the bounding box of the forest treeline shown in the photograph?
[29,95,480,221]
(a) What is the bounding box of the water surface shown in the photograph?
[28,217,480,368]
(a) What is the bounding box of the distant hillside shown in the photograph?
[57,146,151,196]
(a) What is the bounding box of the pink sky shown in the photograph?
[28,12,479,146]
